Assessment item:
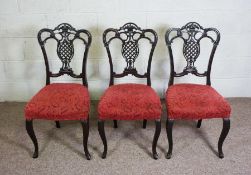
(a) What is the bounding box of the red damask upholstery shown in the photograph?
[25,83,90,120]
[98,83,162,120]
[166,83,231,120]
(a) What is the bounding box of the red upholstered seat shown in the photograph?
[98,83,162,120]
[166,83,231,120]
[25,83,90,120]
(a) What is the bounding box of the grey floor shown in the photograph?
[0,98,250,175]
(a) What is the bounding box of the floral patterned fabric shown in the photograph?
[98,83,162,120]
[25,83,90,120]
[166,83,231,120]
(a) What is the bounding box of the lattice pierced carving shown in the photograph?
[122,41,139,69]
[183,41,200,61]
[57,40,74,72]
[54,23,77,73]
[182,22,203,72]
[119,23,142,70]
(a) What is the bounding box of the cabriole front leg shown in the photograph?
[26,120,38,158]
[98,120,107,159]
[166,119,174,159]
[218,118,230,158]
[81,119,91,160]
[152,119,161,159]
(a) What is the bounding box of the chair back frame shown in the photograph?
[165,22,220,86]
[103,22,158,86]
[37,23,92,86]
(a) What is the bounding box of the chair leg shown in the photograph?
[143,119,147,129]
[98,120,107,159]
[218,118,230,158]
[113,120,118,128]
[81,120,91,160]
[166,119,174,159]
[197,119,202,128]
[152,119,161,159]
[26,120,38,158]
[55,121,60,128]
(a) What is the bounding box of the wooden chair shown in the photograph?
[98,23,162,159]
[25,23,92,160]
[165,22,231,159]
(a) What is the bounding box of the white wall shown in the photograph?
[0,0,251,101]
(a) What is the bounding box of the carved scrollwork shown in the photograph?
[118,23,142,71]
[181,22,203,73]
[54,23,76,73]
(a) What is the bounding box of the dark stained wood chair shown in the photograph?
[25,23,92,160]
[98,23,162,159]
[165,22,231,159]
